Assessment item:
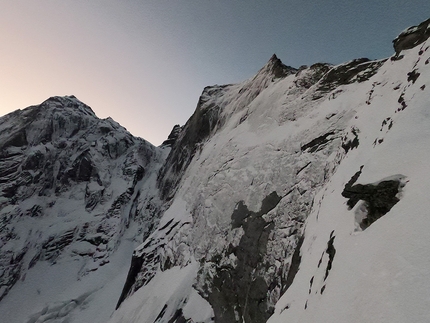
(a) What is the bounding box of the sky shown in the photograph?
[1,1,429,145]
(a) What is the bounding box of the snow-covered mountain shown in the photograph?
[0,96,167,322]
[1,18,430,323]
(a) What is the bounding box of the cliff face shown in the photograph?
[112,18,430,323]
[1,18,430,323]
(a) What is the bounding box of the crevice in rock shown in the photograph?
[282,236,304,293]
[167,308,186,323]
[301,131,335,153]
[309,276,314,294]
[153,304,168,322]
[116,255,145,309]
[324,231,336,281]
[296,162,311,175]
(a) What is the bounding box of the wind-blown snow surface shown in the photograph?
[1,20,430,323]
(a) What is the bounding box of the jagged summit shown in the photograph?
[39,95,97,117]
[257,53,298,79]
[264,53,297,78]
[0,96,123,151]
[244,53,297,91]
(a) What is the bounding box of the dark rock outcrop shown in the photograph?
[342,170,406,229]
[160,125,182,147]
[317,58,385,93]
[294,63,332,89]
[207,192,282,323]
[116,255,145,310]
[301,131,336,153]
[324,232,336,281]
[393,18,430,55]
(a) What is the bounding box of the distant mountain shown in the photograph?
[1,18,429,323]
[0,95,166,322]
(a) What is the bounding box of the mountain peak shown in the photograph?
[260,53,297,79]
[40,95,96,117]
[269,53,279,61]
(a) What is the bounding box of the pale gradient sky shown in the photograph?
[1,1,429,145]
